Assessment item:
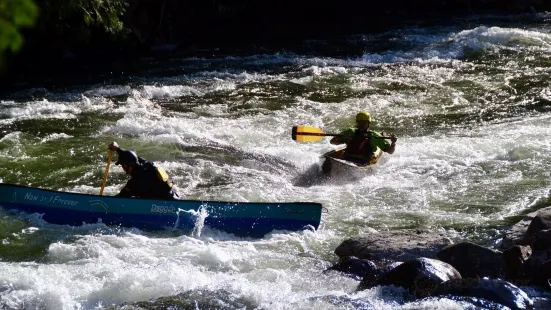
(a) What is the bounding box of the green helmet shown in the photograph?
[356,111,372,122]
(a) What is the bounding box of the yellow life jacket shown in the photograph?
[155,166,173,189]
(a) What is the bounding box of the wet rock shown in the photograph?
[383,261,404,273]
[530,229,551,251]
[525,250,551,283]
[366,261,404,288]
[435,242,505,279]
[501,207,551,249]
[529,259,551,289]
[324,256,379,281]
[334,229,453,261]
[359,257,461,298]
[523,209,551,245]
[433,278,533,310]
[503,245,532,280]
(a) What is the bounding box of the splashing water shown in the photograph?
[177,206,209,237]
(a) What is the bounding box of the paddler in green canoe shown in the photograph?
[107,142,179,199]
[329,111,397,165]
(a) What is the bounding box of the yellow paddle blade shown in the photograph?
[292,125,327,142]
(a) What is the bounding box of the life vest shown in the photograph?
[345,130,374,159]
[155,165,174,189]
[141,161,173,189]
[134,159,175,199]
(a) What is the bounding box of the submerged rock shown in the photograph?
[120,289,258,309]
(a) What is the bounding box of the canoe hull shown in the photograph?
[0,184,322,237]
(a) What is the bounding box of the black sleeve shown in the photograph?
[116,180,134,197]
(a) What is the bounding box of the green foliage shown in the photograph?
[39,0,129,39]
[70,0,128,34]
[0,0,38,53]
[1,0,130,71]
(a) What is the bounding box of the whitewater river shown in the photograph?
[1,14,551,309]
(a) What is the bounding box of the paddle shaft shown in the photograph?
[297,132,393,139]
[99,150,113,195]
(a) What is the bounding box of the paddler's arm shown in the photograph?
[330,136,342,145]
[116,182,133,197]
[330,129,352,145]
[384,134,397,154]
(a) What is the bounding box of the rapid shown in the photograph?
[1,14,551,309]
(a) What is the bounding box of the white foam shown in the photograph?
[40,133,73,143]
[453,26,551,49]
[84,86,131,97]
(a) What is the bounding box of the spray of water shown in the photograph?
[177,205,209,237]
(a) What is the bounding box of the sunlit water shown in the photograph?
[1,14,551,309]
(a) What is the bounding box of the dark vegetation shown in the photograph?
[1,0,550,91]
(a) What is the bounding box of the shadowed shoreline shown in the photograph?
[1,0,548,93]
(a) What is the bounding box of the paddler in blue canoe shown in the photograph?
[329,111,398,165]
[107,142,178,199]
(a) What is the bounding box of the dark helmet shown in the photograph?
[115,150,139,166]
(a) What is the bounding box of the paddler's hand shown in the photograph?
[385,134,397,155]
[108,141,119,151]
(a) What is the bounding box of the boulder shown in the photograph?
[433,278,533,310]
[324,256,379,281]
[359,257,461,298]
[435,242,505,279]
[529,259,551,289]
[503,245,532,281]
[523,209,551,246]
[334,229,453,261]
[525,250,551,282]
[529,229,551,252]
[501,207,551,249]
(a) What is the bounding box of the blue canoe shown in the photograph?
[0,183,323,237]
